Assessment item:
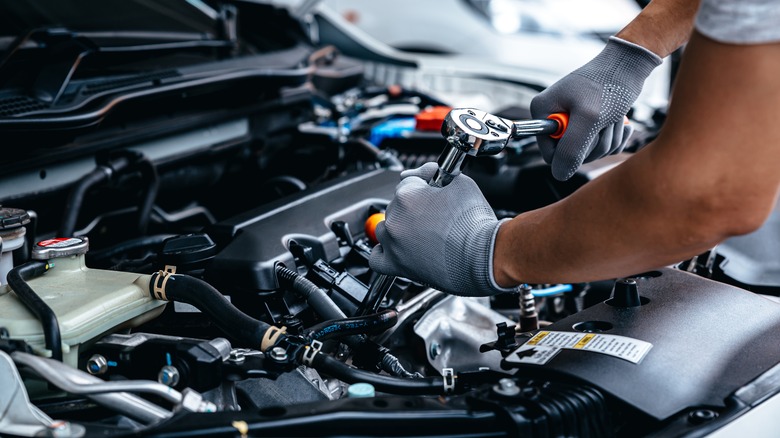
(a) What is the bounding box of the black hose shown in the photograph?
[86,234,175,264]
[311,353,445,396]
[7,261,61,361]
[148,272,272,348]
[59,166,114,237]
[276,264,345,321]
[352,138,404,171]
[276,263,420,378]
[305,310,398,342]
[135,157,159,236]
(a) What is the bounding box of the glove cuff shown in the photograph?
[608,36,663,65]
[486,218,519,295]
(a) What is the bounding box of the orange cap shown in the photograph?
[547,113,569,139]
[415,106,452,132]
[365,212,385,244]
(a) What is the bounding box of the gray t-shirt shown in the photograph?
[695,0,780,43]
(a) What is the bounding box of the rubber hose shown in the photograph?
[311,353,446,396]
[276,264,345,321]
[353,138,404,171]
[7,261,61,361]
[135,157,159,236]
[276,264,418,378]
[86,234,175,263]
[59,167,112,237]
[148,273,272,348]
[305,309,398,342]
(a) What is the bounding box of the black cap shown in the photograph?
[0,207,30,230]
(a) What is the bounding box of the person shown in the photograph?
[368,0,780,296]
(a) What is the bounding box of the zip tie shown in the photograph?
[302,340,323,366]
[153,270,173,301]
[442,368,455,394]
[165,265,177,274]
[261,326,287,351]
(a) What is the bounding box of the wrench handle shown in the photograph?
[511,112,569,139]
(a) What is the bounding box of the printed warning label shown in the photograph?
[510,344,561,365]
[505,331,653,365]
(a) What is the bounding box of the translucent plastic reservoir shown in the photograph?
[0,254,166,367]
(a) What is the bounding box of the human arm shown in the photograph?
[494,30,780,286]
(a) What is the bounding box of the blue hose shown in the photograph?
[528,284,574,298]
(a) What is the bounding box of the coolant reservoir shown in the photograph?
[0,237,166,367]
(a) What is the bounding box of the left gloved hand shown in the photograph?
[369,162,517,296]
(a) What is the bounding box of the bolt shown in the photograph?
[229,349,246,364]
[158,365,180,387]
[86,355,108,375]
[689,409,718,424]
[493,378,521,396]
[269,347,288,362]
[429,342,441,360]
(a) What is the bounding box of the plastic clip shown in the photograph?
[260,326,288,351]
[153,270,173,301]
[302,340,323,367]
[442,368,455,394]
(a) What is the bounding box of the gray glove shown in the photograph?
[369,162,516,296]
[530,36,662,181]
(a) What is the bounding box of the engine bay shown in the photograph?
[2,1,780,437]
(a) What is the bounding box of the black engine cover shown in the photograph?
[506,268,780,421]
[205,169,399,292]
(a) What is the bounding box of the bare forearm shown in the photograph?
[616,0,701,57]
[494,31,780,286]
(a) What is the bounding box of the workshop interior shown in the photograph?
[1,0,779,437]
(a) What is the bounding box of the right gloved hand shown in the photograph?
[369,162,517,297]
[530,36,662,181]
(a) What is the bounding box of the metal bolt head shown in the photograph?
[429,342,441,360]
[48,420,86,437]
[229,349,246,364]
[158,365,180,387]
[86,355,108,375]
[269,347,288,362]
[493,378,521,396]
[689,409,718,424]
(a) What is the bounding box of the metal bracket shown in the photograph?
[0,351,59,436]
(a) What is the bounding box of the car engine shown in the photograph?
[2,1,780,437]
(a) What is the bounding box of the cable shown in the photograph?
[310,353,446,396]
[7,261,61,361]
[304,310,398,342]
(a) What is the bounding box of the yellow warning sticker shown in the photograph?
[505,331,653,365]
[526,331,550,346]
[574,334,596,349]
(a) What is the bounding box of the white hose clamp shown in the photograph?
[302,340,323,367]
[442,368,455,394]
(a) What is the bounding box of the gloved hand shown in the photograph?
[369,162,517,296]
[530,36,662,181]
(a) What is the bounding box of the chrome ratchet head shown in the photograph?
[432,108,512,187]
[440,108,512,156]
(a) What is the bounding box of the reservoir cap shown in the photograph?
[32,237,89,260]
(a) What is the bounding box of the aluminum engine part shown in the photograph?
[414,295,514,374]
